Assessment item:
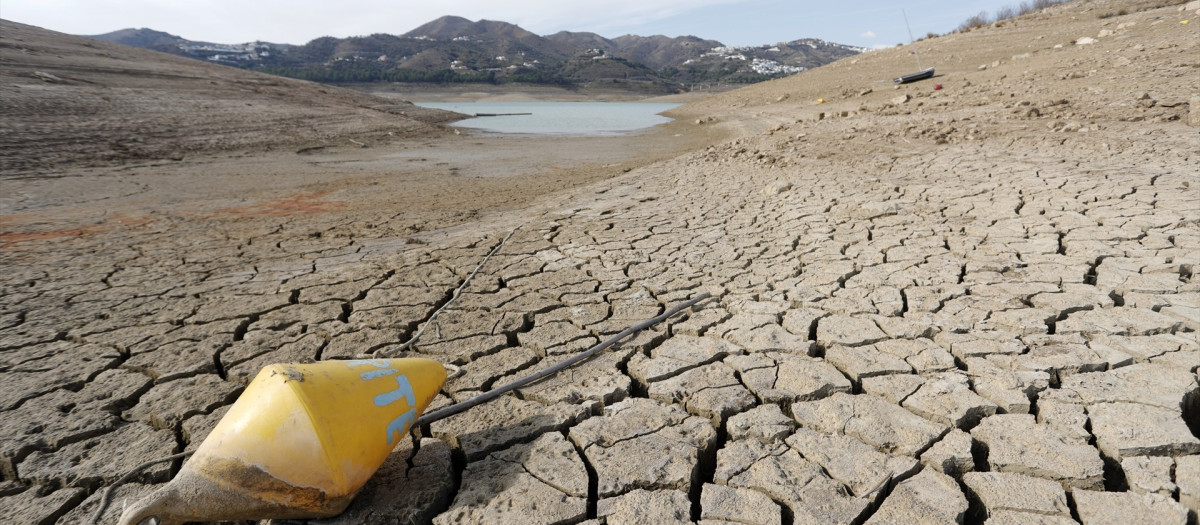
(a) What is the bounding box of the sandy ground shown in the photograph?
[0,119,721,246]
[2,1,1200,524]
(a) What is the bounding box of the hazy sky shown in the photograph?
[3,0,1033,48]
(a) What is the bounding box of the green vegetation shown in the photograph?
[98,16,863,90]
[257,65,501,84]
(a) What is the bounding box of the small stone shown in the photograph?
[893,94,911,105]
[1076,37,1097,45]
[761,182,793,196]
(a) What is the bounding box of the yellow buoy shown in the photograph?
[120,358,446,525]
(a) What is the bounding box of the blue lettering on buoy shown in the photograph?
[359,368,398,381]
[383,411,416,445]
[374,374,416,408]
[347,360,419,444]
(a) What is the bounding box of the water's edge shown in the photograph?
[415,101,681,136]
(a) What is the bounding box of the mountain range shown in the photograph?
[88,16,864,93]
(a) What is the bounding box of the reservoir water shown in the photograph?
[414,101,681,136]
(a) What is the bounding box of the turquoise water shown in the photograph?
[415,101,681,136]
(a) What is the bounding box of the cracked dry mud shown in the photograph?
[2,0,1199,524]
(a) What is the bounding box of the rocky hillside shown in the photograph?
[88,15,862,90]
[0,19,461,174]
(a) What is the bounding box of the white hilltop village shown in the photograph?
[687,39,870,76]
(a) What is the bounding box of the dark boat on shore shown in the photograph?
[894,67,935,84]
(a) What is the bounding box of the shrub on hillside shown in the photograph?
[955,0,1071,33]
[957,11,992,31]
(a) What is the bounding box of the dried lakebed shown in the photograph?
[3,1,1200,524]
[6,133,1197,524]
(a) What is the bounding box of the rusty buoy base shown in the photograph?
[117,358,446,524]
[120,456,354,525]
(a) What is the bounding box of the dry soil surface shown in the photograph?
[2,1,1199,524]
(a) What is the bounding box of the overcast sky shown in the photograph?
[3,0,1034,48]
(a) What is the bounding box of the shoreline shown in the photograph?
[364,84,730,104]
[0,103,728,247]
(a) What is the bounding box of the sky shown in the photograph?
[3,0,1033,48]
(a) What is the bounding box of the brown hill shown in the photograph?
[0,19,461,175]
[610,34,722,69]
[404,15,542,43]
[683,0,1196,130]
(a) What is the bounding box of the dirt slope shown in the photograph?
[0,19,461,175]
[680,0,1196,141]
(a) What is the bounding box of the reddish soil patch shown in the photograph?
[0,212,150,244]
[212,190,348,218]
